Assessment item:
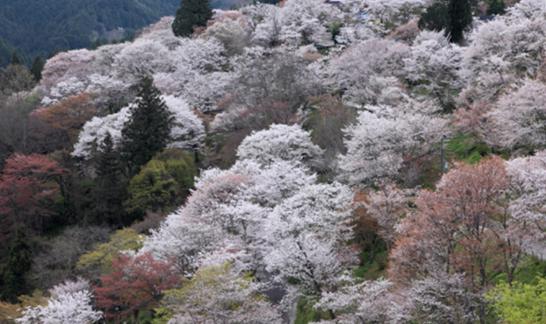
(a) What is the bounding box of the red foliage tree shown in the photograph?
[29,93,98,151]
[94,253,179,321]
[0,153,66,244]
[389,157,510,289]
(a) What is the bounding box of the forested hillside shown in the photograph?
[1,0,546,323]
[0,0,248,66]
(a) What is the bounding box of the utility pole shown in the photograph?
[440,134,447,174]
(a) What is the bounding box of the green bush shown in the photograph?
[446,133,491,164]
[487,277,546,324]
[125,149,197,215]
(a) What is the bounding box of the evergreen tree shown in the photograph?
[418,1,450,32]
[172,0,213,37]
[487,0,505,15]
[30,56,45,81]
[419,0,472,44]
[1,231,32,302]
[94,133,127,225]
[121,76,173,176]
[10,52,22,66]
[447,0,472,44]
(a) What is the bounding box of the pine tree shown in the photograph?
[172,0,213,37]
[447,0,472,44]
[1,230,32,302]
[30,56,45,81]
[94,133,127,225]
[121,76,173,176]
[10,52,22,66]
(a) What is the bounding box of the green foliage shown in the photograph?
[172,0,213,37]
[150,307,173,324]
[487,0,506,15]
[493,256,546,285]
[164,263,234,300]
[328,21,344,42]
[125,149,196,216]
[294,296,333,324]
[486,278,546,324]
[76,228,143,277]
[446,133,491,164]
[121,76,174,176]
[353,249,388,280]
[0,290,46,322]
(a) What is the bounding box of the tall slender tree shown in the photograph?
[172,0,213,37]
[419,0,472,44]
[120,76,173,176]
[447,0,472,44]
[94,133,127,225]
[1,230,32,302]
[30,56,45,82]
[10,52,22,66]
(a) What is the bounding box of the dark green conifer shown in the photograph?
[172,0,213,37]
[94,133,127,225]
[419,0,473,44]
[1,231,32,302]
[30,56,45,81]
[10,52,22,65]
[121,76,173,176]
[447,0,472,44]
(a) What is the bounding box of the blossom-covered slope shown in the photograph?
[1,0,546,323]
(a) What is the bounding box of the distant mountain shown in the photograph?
[0,0,248,66]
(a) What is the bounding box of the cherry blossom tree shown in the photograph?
[202,10,253,56]
[328,38,409,106]
[408,271,481,323]
[162,263,282,324]
[506,152,546,260]
[236,124,323,166]
[142,159,317,273]
[460,0,546,104]
[343,0,430,28]
[263,182,355,294]
[362,184,416,247]
[484,79,546,151]
[314,278,409,323]
[338,102,447,185]
[212,49,321,131]
[17,279,102,324]
[403,30,463,109]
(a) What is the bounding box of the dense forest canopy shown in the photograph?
[0,0,546,323]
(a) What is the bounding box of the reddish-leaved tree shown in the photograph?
[389,157,511,289]
[0,153,66,243]
[94,253,179,321]
[30,93,98,150]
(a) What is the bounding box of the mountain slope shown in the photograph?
[0,0,247,65]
